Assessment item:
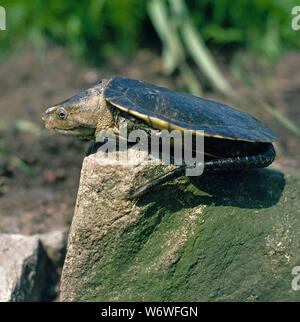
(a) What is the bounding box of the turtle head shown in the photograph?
[42,82,109,139]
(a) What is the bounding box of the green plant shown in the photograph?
[0,0,148,62]
[148,0,233,96]
[1,0,299,63]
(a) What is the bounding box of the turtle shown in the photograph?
[42,77,277,197]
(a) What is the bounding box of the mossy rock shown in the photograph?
[60,153,300,302]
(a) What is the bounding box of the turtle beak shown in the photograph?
[41,112,47,122]
[42,106,58,129]
[42,106,56,121]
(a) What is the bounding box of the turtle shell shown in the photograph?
[104,77,277,143]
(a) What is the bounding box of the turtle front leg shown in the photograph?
[86,139,102,156]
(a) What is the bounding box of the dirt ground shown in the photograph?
[0,44,299,253]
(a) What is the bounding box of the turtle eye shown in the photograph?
[57,108,68,120]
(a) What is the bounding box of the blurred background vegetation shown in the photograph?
[1,0,299,63]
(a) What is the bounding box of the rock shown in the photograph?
[0,233,57,302]
[60,148,300,302]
